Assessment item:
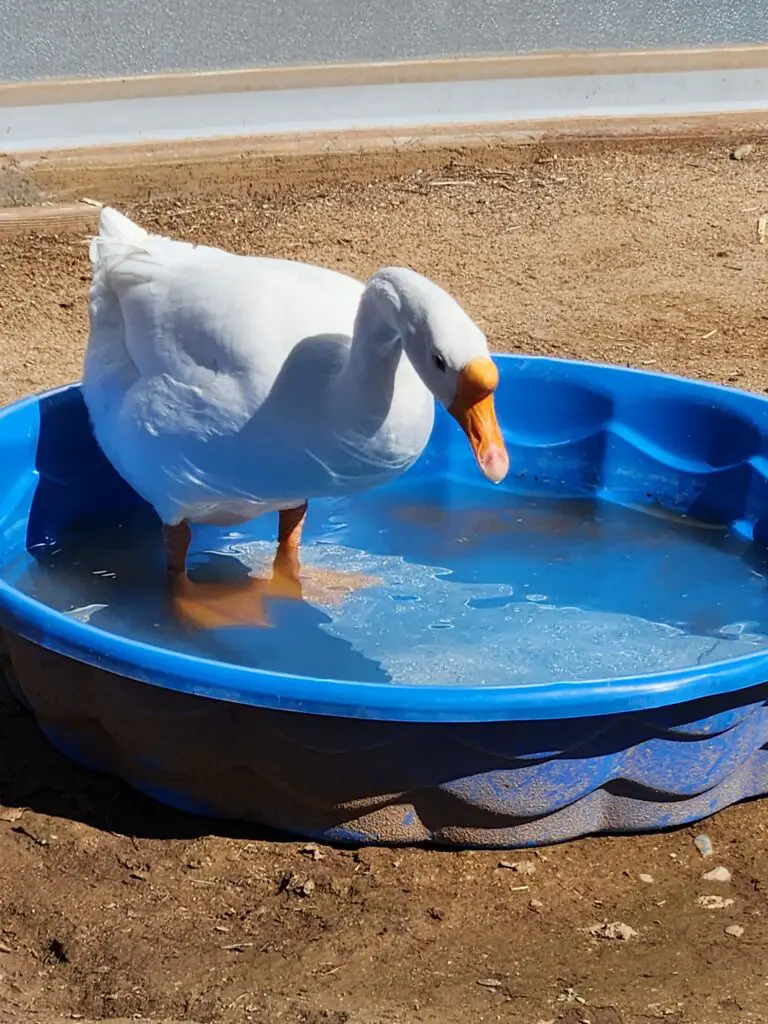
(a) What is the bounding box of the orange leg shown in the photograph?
[276,503,308,575]
[270,503,381,606]
[268,503,308,599]
[162,506,375,629]
[163,521,192,577]
[162,520,269,631]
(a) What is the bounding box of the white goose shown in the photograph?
[83,207,509,628]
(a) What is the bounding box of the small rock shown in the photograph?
[278,871,316,897]
[299,843,324,862]
[0,942,13,955]
[588,921,638,941]
[477,978,503,989]
[557,987,587,1004]
[703,866,732,883]
[697,894,734,910]
[428,907,445,921]
[694,834,714,858]
[731,144,754,161]
[0,807,24,823]
[498,859,536,875]
[639,873,654,884]
[529,898,544,912]
[725,924,745,937]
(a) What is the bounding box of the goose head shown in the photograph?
[362,267,509,484]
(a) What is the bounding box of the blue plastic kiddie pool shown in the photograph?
[2,354,768,847]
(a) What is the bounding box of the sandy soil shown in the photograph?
[1,136,768,1024]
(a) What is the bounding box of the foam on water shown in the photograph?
[3,482,768,687]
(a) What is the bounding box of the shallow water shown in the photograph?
[3,481,768,687]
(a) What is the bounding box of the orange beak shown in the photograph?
[448,357,509,484]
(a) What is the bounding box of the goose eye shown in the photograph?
[433,353,447,372]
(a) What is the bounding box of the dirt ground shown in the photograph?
[1,135,768,1024]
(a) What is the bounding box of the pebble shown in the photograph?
[696,895,734,910]
[725,925,745,938]
[299,843,324,862]
[499,860,536,875]
[529,898,544,912]
[731,144,754,161]
[0,942,13,955]
[557,987,586,1004]
[702,866,732,883]
[588,921,638,941]
[639,873,654,884]
[477,978,503,989]
[694,835,714,858]
[280,872,316,897]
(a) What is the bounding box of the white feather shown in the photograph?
[83,207,490,527]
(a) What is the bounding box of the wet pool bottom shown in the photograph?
[3,483,768,687]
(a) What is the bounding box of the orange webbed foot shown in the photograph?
[171,574,271,631]
[254,553,378,608]
[285,565,379,607]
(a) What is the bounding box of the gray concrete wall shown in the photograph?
[0,0,765,83]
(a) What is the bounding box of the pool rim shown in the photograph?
[2,355,768,724]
